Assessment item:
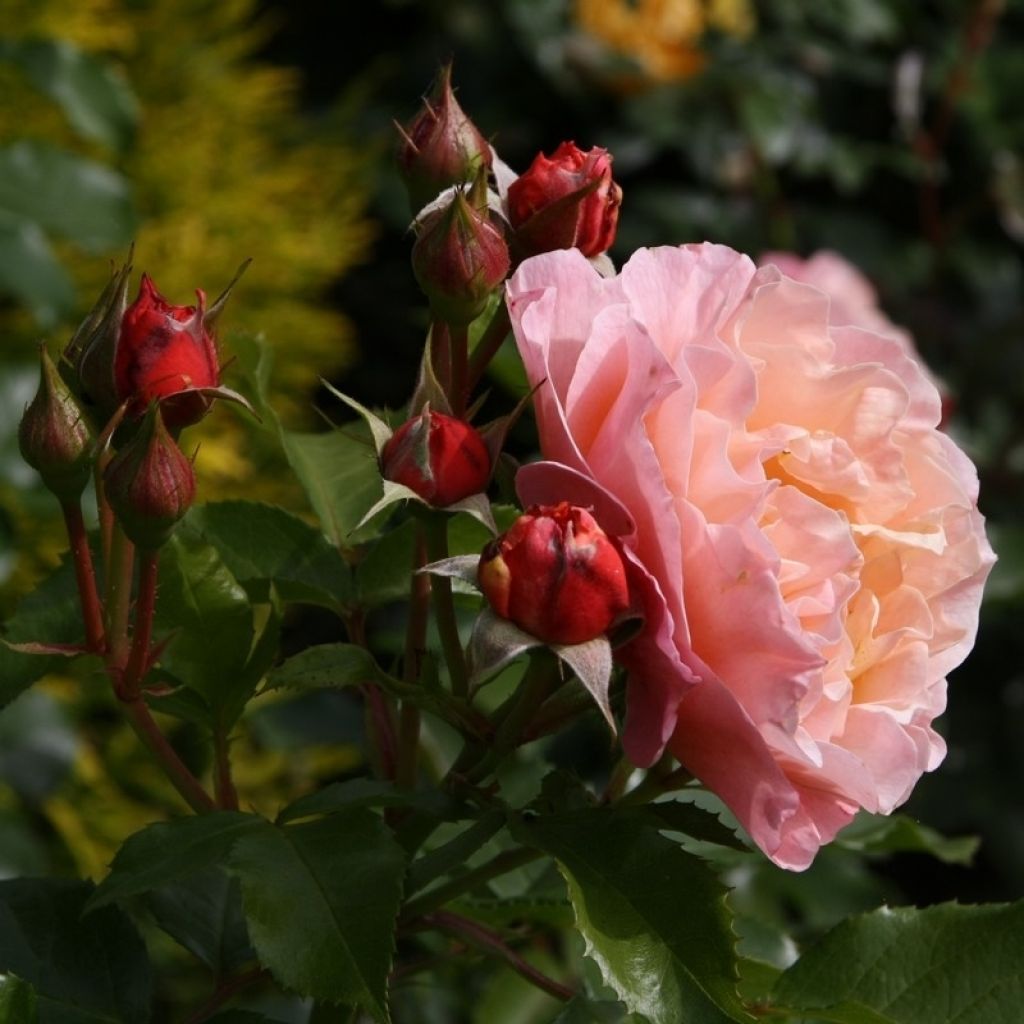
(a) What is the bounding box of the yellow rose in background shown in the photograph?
[575,0,755,85]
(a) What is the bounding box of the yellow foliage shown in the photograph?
[0,0,373,492]
[575,0,755,86]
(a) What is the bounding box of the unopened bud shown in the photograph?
[478,503,629,645]
[398,65,493,211]
[508,142,622,259]
[382,409,490,507]
[412,187,510,325]
[104,405,195,549]
[19,346,94,502]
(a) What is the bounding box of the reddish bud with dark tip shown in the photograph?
[398,65,492,211]
[412,184,510,325]
[18,346,94,502]
[381,409,490,507]
[478,503,630,646]
[508,142,622,258]
[104,404,196,549]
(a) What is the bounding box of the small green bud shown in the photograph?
[18,345,95,502]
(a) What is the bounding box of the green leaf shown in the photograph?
[0,141,135,250]
[0,38,138,151]
[834,812,979,866]
[155,533,255,724]
[646,800,748,852]
[513,810,753,1024]
[550,998,642,1023]
[772,900,1024,1024]
[356,519,418,608]
[277,777,458,825]
[188,501,351,611]
[89,811,266,910]
[0,555,84,709]
[0,213,74,325]
[0,975,37,1024]
[144,869,254,975]
[229,811,406,1019]
[266,643,386,691]
[406,810,507,895]
[0,878,151,1022]
[279,426,386,551]
[265,644,487,738]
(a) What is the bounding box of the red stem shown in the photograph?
[122,550,159,698]
[121,697,216,814]
[61,501,105,654]
[425,910,574,1002]
[213,725,240,811]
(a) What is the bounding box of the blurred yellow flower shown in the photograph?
[576,0,755,84]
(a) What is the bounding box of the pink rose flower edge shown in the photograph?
[507,243,995,870]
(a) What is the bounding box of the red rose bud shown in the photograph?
[18,346,94,502]
[478,502,630,645]
[411,186,510,325]
[104,405,196,549]
[114,275,220,430]
[397,64,493,211]
[381,409,490,507]
[507,142,622,258]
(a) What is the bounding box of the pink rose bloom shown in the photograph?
[760,250,950,411]
[507,244,994,870]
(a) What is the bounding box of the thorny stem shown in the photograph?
[105,524,135,672]
[401,846,542,922]
[121,549,159,698]
[467,302,512,392]
[396,523,430,789]
[424,514,469,699]
[60,501,105,654]
[120,696,215,814]
[107,542,215,814]
[213,724,239,811]
[423,910,574,1002]
[184,966,267,1024]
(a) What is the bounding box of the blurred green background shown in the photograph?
[1,0,1022,1018]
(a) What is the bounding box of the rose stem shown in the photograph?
[400,845,541,923]
[60,500,105,654]
[421,910,574,1002]
[464,650,560,784]
[121,697,216,813]
[113,546,216,814]
[424,513,468,699]
[449,321,468,417]
[213,723,239,811]
[183,966,267,1024]
[121,550,158,695]
[104,523,135,671]
[466,302,511,392]
[94,450,114,573]
[396,523,430,789]
[430,320,451,395]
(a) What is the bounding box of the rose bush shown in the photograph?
[508,243,995,869]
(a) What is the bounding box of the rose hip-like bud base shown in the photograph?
[478,502,629,645]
